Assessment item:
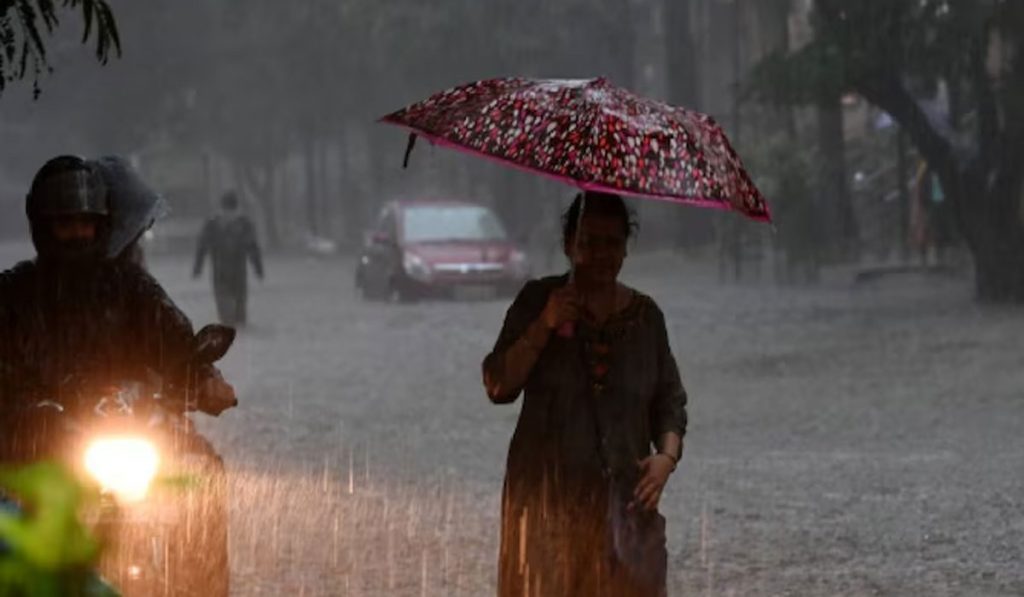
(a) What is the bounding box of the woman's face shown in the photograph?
[565,213,627,286]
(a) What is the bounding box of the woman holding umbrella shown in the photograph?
[482,191,686,596]
[383,76,770,596]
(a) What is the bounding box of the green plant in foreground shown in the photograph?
[0,461,118,596]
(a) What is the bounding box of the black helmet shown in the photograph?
[25,155,111,262]
[26,155,109,220]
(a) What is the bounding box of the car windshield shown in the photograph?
[402,205,508,243]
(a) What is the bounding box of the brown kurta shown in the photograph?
[484,275,688,597]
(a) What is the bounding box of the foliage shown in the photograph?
[0,0,119,97]
[0,461,116,596]
[747,0,1024,300]
[745,133,823,281]
[751,0,1024,168]
[0,0,669,245]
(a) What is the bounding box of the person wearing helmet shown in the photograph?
[0,155,236,416]
[24,155,112,261]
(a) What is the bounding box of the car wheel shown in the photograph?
[358,272,388,301]
[359,281,377,301]
[389,276,418,304]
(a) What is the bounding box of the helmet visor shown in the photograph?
[27,169,109,219]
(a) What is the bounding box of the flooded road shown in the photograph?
[6,239,1015,596]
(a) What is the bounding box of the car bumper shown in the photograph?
[400,271,527,299]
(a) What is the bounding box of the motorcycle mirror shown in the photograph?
[194,324,236,363]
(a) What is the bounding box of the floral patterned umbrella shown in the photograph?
[380,77,771,222]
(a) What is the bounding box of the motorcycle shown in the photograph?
[0,324,235,597]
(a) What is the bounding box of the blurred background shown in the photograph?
[3,0,999,284]
[1,1,1023,595]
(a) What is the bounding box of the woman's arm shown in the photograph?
[482,279,579,404]
[650,305,688,456]
[633,304,689,511]
[483,316,552,403]
[655,431,683,464]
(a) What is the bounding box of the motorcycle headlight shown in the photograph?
[403,252,432,280]
[84,437,159,503]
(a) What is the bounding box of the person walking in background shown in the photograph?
[193,190,264,327]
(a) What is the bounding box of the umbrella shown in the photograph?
[380,77,771,222]
[93,156,168,259]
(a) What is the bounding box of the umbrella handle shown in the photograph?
[559,263,576,337]
[402,133,417,169]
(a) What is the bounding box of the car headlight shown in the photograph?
[403,252,431,280]
[84,437,159,503]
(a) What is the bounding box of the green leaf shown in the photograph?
[0,0,120,97]
[79,0,91,44]
[0,462,100,571]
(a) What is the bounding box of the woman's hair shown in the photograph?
[561,191,638,246]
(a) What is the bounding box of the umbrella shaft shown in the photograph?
[558,193,587,339]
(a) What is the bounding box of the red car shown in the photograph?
[355,199,530,301]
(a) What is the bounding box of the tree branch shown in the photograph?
[968,12,999,168]
[862,74,957,164]
[0,0,119,96]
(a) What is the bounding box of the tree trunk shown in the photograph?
[816,91,857,257]
[665,0,715,248]
[731,0,743,146]
[318,140,332,237]
[262,164,280,249]
[305,134,319,236]
[665,0,700,108]
[770,0,798,139]
[896,128,910,260]
[954,166,1024,301]
[608,0,637,90]
[336,132,359,249]
[968,208,1024,301]
[240,161,280,249]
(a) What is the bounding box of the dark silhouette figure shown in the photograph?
[0,155,236,416]
[193,191,264,327]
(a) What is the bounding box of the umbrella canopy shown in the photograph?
[380,77,771,222]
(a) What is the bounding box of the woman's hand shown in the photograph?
[540,284,581,330]
[630,454,676,512]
